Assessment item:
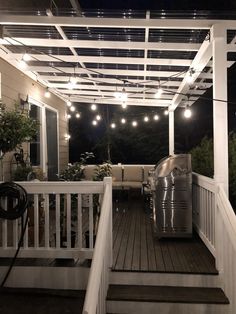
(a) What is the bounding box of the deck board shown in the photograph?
[112,197,218,274]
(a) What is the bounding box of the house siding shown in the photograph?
[0,57,69,180]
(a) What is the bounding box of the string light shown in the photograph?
[186,68,195,84]
[111,123,116,128]
[91,104,97,111]
[96,115,101,121]
[76,113,81,118]
[92,120,97,126]
[19,59,27,69]
[67,76,77,89]
[22,53,31,61]
[154,114,159,121]
[70,105,75,112]
[121,118,126,124]
[114,87,127,101]
[132,121,137,127]
[184,105,192,118]
[121,102,127,109]
[164,109,169,115]
[67,114,71,119]
[155,87,163,99]
[67,100,72,107]
[144,116,149,122]
[44,88,51,98]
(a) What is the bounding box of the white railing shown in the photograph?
[83,177,113,314]
[192,173,217,256]
[193,173,236,313]
[0,180,105,259]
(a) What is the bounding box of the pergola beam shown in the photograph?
[1,14,236,29]
[0,37,201,51]
[170,36,212,111]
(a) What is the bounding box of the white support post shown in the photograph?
[211,24,229,196]
[169,110,174,155]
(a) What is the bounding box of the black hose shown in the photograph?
[0,182,28,220]
[0,182,28,287]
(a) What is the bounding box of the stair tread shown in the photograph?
[107,285,229,304]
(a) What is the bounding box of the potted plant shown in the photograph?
[0,103,38,180]
[58,152,94,247]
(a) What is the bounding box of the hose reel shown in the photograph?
[0,182,28,220]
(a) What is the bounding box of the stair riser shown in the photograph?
[0,266,89,290]
[110,272,221,287]
[107,300,230,314]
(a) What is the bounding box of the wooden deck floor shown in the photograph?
[112,196,217,274]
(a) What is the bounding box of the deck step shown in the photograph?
[107,284,229,314]
[107,284,229,304]
[0,287,85,314]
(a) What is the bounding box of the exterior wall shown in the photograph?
[0,57,69,180]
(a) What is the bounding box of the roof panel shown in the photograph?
[4,25,62,39]
[149,29,208,43]
[84,63,144,70]
[62,27,145,41]
[75,48,145,58]
[5,45,73,55]
[147,50,197,59]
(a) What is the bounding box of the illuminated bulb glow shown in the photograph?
[91,104,97,111]
[76,113,81,118]
[144,116,149,122]
[154,115,159,121]
[114,90,128,101]
[111,123,116,129]
[70,76,77,84]
[92,120,97,126]
[96,115,101,121]
[164,110,169,115]
[45,89,51,98]
[19,59,27,69]
[67,101,72,107]
[121,102,127,109]
[155,87,163,98]
[186,73,194,84]
[65,134,71,140]
[121,118,126,124]
[132,121,137,127]
[70,106,75,112]
[184,107,192,118]
[23,53,31,61]
[67,114,71,119]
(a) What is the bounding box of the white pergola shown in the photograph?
[0,10,235,195]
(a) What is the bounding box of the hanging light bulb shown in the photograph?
[111,123,116,129]
[67,100,72,107]
[76,113,81,118]
[96,114,101,121]
[186,69,194,84]
[184,105,192,118]
[67,114,71,119]
[154,114,159,121]
[144,116,149,122]
[22,53,31,61]
[19,59,27,69]
[132,121,137,127]
[92,120,97,126]
[91,104,97,111]
[164,109,169,115]
[114,86,127,101]
[121,102,127,109]
[44,88,51,98]
[70,105,75,112]
[67,76,77,89]
[155,87,163,99]
[121,118,126,124]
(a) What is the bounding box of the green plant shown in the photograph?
[0,104,38,159]
[59,152,94,181]
[93,162,112,181]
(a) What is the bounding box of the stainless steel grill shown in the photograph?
[150,154,192,238]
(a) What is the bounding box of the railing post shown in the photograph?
[215,185,223,273]
[104,177,113,268]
